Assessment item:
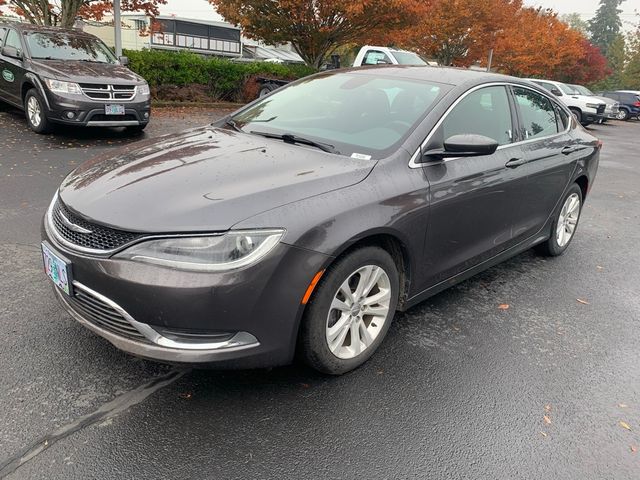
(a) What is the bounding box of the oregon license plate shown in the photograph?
[42,242,73,296]
[105,104,125,115]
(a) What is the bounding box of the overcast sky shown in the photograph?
[159,0,639,29]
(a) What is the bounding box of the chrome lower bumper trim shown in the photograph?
[54,282,260,363]
[86,120,140,127]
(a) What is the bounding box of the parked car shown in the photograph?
[568,83,619,123]
[352,45,434,67]
[42,66,601,374]
[596,91,640,120]
[527,78,606,126]
[0,22,150,133]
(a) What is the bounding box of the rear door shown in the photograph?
[420,85,526,286]
[510,86,577,242]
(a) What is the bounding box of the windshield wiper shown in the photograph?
[224,119,243,132]
[250,131,338,154]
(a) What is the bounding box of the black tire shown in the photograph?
[617,108,629,121]
[299,246,399,375]
[24,89,52,134]
[569,108,582,124]
[258,84,276,98]
[536,183,583,257]
[125,124,148,134]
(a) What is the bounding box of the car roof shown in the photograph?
[0,22,95,38]
[338,65,527,87]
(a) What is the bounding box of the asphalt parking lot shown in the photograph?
[1,104,639,479]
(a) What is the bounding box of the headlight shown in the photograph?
[137,83,150,95]
[44,78,82,95]
[585,103,600,109]
[115,230,285,272]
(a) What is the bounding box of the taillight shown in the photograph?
[634,101,640,107]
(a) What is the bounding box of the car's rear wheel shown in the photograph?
[24,89,51,134]
[617,108,629,121]
[536,184,583,257]
[299,246,399,375]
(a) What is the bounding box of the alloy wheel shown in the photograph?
[325,265,391,359]
[556,193,580,247]
[27,96,42,128]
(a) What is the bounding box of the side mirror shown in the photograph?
[423,134,499,160]
[550,88,562,96]
[118,55,129,66]
[1,46,22,60]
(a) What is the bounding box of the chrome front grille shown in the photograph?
[80,83,136,101]
[63,284,150,343]
[50,198,143,253]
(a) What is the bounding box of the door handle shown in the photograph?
[561,146,576,155]
[505,158,526,168]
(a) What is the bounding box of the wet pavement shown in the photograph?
[0,104,639,479]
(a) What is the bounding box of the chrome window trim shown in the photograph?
[408,81,572,169]
[45,194,223,257]
[61,281,259,351]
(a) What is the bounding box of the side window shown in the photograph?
[362,50,392,65]
[513,87,559,140]
[442,86,513,146]
[0,28,7,48]
[554,104,570,130]
[4,29,22,53]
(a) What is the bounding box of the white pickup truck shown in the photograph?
[526,78,606,126]
[352,46,435,67]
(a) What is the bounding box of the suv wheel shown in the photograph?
[569,108,582,124]
[299,246,399,375]
[616,108,629,121]
[536,183,583,257]
[24,89,52,134]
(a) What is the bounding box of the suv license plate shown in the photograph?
[42,242,73,296]
[105,104,125,115]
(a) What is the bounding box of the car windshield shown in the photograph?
[232,73,448,158]
[557,82,578,95]
[571,85,594,96]
[25,32,117,63]
[391,51,427,66]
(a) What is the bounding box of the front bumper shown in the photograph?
[43,90,151,127]
[42,217,331,368]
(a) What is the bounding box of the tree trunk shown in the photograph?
[60,0,85,29]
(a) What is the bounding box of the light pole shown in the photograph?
[114,0,122,58]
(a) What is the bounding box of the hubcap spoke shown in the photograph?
[349,322,361,355]
[556,193,580,247]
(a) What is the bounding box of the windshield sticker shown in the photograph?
[2,69,14,83]
[351,153,372,160]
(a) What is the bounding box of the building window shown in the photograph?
[133,19,147,30]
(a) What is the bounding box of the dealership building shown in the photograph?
[83,15,304,63]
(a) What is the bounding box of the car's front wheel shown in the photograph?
[617,108,629,121]
[299,246,399,375]
[24,89,52,134]
[536,183,583,256]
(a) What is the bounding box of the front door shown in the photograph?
[0,28,26,105]
[420,85,525,287]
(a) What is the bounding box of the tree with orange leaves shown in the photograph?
[209,0,423,68]
[5,0,166,29]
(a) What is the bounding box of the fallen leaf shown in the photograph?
[300,383,310,388]
[376,369,384,375]
[631,445,637,453]
[543,415,552,425]
[540,431,547,437]
[620,421,632,431]
[498,304,510,310]
[576,299,590,305]
[618,403,629,408]
[596,265,604,270]
[545,405,552,412]
[178,392,192,399]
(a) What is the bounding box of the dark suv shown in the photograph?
[0,22,150,133]
[596,91,640,121]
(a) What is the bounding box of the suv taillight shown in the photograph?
[634,101,640,107]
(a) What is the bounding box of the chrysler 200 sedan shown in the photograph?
[42,67,600,374]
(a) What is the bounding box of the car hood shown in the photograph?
[593,95,616,106]
[58,127,375,233]
[31,59,143,84]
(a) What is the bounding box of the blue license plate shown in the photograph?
[105,104,125,115]
[42,242,73,296]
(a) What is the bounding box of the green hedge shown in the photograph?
[124,49,315,101]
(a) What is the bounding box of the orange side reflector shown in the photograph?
[301,270,325,305]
